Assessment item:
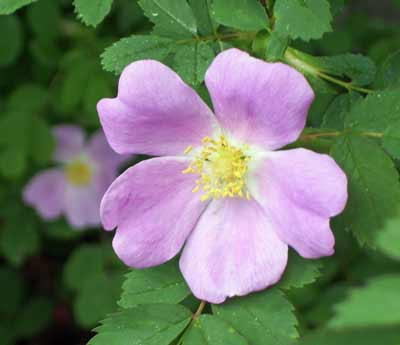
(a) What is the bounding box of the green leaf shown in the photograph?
[75,274,123,328]
[212,0,269,31]
[138,0,197,39]
[328,275,400,329]
[0,146,27,179]
[29,117,55,165]
[0,266,25,316]
[101,35,174,75]
[73,0,113,27]
[119,259,190,308]
[375,214,400,260]
[63,244,126,327]
[0,15,23,67]
[321,92,362,130]
[213,288,298,345]
[374,49,400,89]
[188,0,219,37]
[278,250,321,290]
[173,42,215,85]
[183,315,249,345]
[0,216,40,266]
[299,327,400,345]
[274,0,332,41]
[15,297,52,338]
[0,0,37,14]
[89,304,192,345]
[345,89,400,132]
[331,136,400,246]
[27,0,61,40]
[265,31,289,62]
[6,84,48,113]
[383,120,400,159]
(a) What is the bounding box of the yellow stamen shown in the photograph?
[65,160,92,186]
[183,135,251,201]
[184,145,193,154]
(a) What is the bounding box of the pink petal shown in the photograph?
[97,60,218,156]
[87,130,129,169]
[180,198,288,304]
[100,157,208,268]
[248,148,348,258]
[205,49,314,150]
[64,183,102,229]
[53,125,85,162]
[23,169,66,220]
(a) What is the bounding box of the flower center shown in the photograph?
[183,135,251,201]
[65,160,92,186]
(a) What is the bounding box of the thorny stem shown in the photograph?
[176,301,207,345]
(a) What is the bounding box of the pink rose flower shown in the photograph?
[97,49,348,303]
[24,126,126,229]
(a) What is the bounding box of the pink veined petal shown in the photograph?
[23,169,66,220]
[248,148,348,258]
[53,125,85,162]
[100,157,209,268]
[180,198,288,304]
[97,60,219,156]
[205,48,314,150]
[87,130,129,170]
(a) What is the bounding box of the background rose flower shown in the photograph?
[23,125,127,229]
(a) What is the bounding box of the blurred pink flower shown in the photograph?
[23,125,126,229]
[97,49,348,303]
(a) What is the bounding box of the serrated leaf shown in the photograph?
[0,0,37,14]
[73,0,113,27]
[321,92,362,130]
[278,251,321,290]
[328,275,400,329]
[0,15,23,67]
[89,304,192,345]
[374,49,400,89]
[101,35,174,75]
[213,288,298,345]
[138,0,197,39]
[383,120,400,159]
[119,260,190,308]
[173,42,215,85]
[345,89,400,132]
[188,0,219,37]
[331,136,400,246]
[212,0,268,31]
[183,315,249,345]
[274,0,332,41]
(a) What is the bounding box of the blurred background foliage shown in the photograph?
[0,0,399,344]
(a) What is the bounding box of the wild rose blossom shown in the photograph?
[97,49,348,303]
[24,126,126,229]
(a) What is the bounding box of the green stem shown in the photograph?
[300,131,384,140]
[176,301,207,345]
[283,49,374,95]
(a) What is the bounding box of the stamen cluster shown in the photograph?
[183,135,250,201]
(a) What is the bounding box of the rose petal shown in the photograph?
[97,60,218,156]
[180,198,288,304]
[64,183,102,229]
[87,130,129,169]
[205,49,314,150]
[53,125,85,162]
[248,148,348,258]
[23,169,66,220]
[100,157,209,268]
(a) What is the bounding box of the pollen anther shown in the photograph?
[183,135,251,201]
